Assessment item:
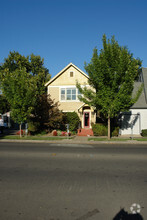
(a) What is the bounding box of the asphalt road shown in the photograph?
[0,142,147,220]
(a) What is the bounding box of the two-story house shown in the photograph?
[45,63,95,135]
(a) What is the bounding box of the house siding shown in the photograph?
[48,87,59,101]
[120,109,147,135]
[49,66,89,86]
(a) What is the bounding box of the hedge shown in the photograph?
[92,123,108,136]
[65,112,80,132]
[141,129,147,137]
[92,123,119,136]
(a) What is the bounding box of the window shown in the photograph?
[78,89,82,99]
[60,88,81,101]
[61,89,65,100]
[70,72,74,77]
[67,89,71,100]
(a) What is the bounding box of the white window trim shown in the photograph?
[59,87,81,102]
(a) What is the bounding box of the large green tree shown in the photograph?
[0,51,51,136]
[1,68,35,136]
[77,35,143,139]
[1,51,50,95]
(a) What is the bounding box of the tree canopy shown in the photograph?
[0,51,50,95]
[4,68,35,123]
[0,51,51,135]
[77,34,143,139]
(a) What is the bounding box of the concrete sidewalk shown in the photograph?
[73,135,89,142]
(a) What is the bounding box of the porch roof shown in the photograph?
[78,103,95,113]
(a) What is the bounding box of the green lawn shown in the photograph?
[0,135,73,141]
[88,137,129,141]
[134,138,147,141]
[88,137,147,142]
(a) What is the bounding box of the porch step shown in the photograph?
[77,128,93,136]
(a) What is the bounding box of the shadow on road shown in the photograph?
[113,208,143,220]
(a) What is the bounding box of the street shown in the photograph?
[0,142,146,220]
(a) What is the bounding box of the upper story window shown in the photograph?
[60,88,81,101]
[61,89,65,100]
[67,88,76,100]
[70,71,74,77]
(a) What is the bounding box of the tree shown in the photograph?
[28,94,64,133]
[77,35,143,139]
[1,51,50,95]
[0,51,51,136]
[1,68,35,136]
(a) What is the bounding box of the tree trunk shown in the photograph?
[20,123,22,138]
[108,116,111,140]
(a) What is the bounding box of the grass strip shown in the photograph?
[134,138,147,141]
[0,135,73,140]
[88,137,129,141]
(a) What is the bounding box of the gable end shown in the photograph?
[45,63,89,87]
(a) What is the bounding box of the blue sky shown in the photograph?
[1,0,147,77]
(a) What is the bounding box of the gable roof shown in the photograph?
[131,68,147,109]
[45,63,89,87]
[131,82,147,108]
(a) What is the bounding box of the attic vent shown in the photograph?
[70,71,74,77]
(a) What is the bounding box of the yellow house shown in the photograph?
[45,63,96,133]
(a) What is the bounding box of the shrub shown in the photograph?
[112,127,119,137]
[57,130,62,136]
[28,121,40,134]
[52,130,57,136]
[61,131,71,136]
[65,112,80,132]
[39,130,47,135]
[61,131,66,136]
[92,123,107,136]
[141,129,147,137]
[16,130,24,135]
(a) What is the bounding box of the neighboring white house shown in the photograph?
[119,68,147,136]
